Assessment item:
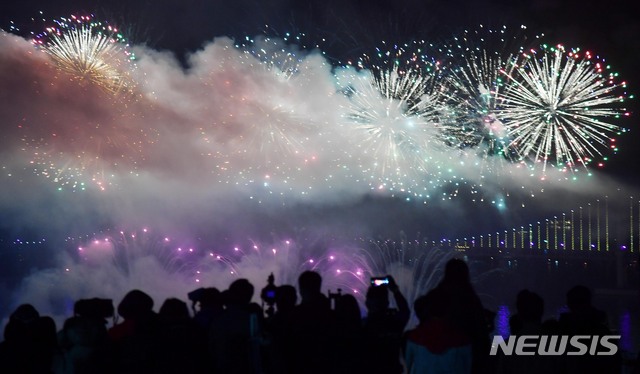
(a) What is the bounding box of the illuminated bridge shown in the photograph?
[454,196,640,253]
[449,196,640,288]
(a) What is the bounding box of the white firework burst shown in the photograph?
[339,63,448,195]
[501,45,629,172]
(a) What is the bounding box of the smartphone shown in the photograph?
[371,276,390,286]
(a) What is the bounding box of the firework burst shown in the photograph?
[437,25,543,160]
[337,43,453,197]
[501,44,630,173]
[33,14,135,95]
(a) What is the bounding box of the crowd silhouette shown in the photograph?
[0,259,634,373]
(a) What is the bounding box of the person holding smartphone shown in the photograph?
[361,275,410,374]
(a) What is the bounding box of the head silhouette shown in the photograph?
[159,298,190,322]
[516,289,544,323]
[227,278,254,306]
[414,289,447,323]
[365,285,389,313]
[118,289,154,320]
[4,304,40,342]
[10,304,40,324]
[298,271,322,302]
[198,287,222,310]
[276,285,297,312]
[566,285,591,312]
[335,294,361,326]
[442,258,471,286]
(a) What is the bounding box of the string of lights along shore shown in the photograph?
[454,196,639,252]
[3,16,632,197]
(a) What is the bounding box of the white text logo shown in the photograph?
[490,335,620,356]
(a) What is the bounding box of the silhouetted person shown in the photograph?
[509,289,544,336]
[334,293,364,374]
[288,271,335,374]
[559,285,620,374]
[405,289,471,374]
[498,290,559,374]
[55,298,114,374]
[362,275,409,374]
[210,279,262,374]
[335,293,361,332]
[274,285,297,315]
[265,285,297,373]
[0,304,56,374]
[190,287,223,372]
[560,285,608,335]
[32,316,58,373]
[108,289,160,374]
[157,298,198,374]
[435,259,491,373]
[192,287,223,330]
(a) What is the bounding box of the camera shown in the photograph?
[261,273,277,307]
[370,276,390,287]
[328,288,342,310]
[261,273,278,318]
[74,298,114,319]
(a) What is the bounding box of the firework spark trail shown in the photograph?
[352,235,454,319]
[501,45,629,173]
[19,113,157,191]
[71,229,368,296]
[32,227,452,324]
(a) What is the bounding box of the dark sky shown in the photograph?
[3,0,639,61]
[3,0,638,93]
